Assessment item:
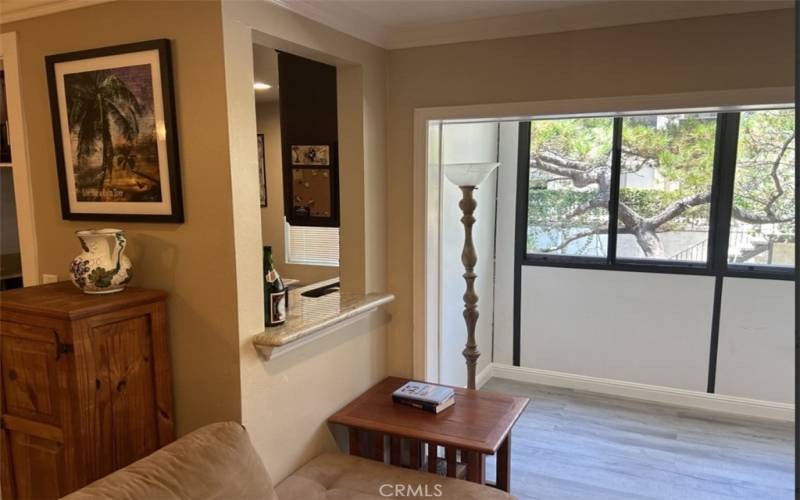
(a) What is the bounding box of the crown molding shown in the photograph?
[0,0,115,24]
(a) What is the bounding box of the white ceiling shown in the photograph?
[272,0,792,49]
[253,44,279,104]
[302,0,595,27]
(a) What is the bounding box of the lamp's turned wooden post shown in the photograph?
[459,186,480,390]
[444,162,500,391]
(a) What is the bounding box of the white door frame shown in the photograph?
[411,87,793,382]
[1,32,40,286]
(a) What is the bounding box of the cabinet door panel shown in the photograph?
[0,330,60,425]
[7,430,63,499]
[1,426,17,499]
[91,315,158,469]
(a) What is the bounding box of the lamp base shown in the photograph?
[458,186,480,390]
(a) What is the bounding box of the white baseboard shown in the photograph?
[476,363,494,390]
[490,363,794,422]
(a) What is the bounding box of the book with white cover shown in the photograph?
[392,381,454,405]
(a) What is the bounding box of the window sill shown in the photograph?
[252,279,395,360]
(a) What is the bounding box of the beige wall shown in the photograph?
[385,8,795,377]
[221,1,388,483]
[1,1,242,434]
[239,312,387,482]
[255,101,339,285]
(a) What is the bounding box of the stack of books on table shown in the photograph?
[392,381,455,414]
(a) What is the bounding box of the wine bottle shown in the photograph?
[263,246,287,326]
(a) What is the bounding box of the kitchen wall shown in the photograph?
[255,101,339,285]
[0,0,242,434]
[387,8,794,377]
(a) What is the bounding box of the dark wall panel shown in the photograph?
[277,52,340,227]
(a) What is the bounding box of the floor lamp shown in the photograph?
[444,162,501,390]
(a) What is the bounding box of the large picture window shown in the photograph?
[521,106,795,278]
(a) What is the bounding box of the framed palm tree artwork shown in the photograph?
[46,39,183,222]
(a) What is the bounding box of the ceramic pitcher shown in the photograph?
[70,229,133,294]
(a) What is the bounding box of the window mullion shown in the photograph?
[513,121,532,367]
[607,117,623,265]
[708,112,740,273]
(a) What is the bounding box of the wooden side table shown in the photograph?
[328,377,529,492]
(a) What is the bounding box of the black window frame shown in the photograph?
[512,106,796,376]
[516,108,796,282]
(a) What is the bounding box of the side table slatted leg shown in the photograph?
[497,434,511,492]
[427,443,438,473]
[409,439,421,470]
[371,431,384,462]
[390,435,402,466]
[465,450,485,484]
[445,447,457,478]
[348,428,361,457]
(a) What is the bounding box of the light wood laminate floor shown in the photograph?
[481,378,794,500]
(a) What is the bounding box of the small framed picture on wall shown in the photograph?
[46,39,184,222]
[291,145,330,166]
[258,133,267,207]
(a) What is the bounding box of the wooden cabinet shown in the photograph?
[0,282,174,499]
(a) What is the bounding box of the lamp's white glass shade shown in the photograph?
[443,162,500,187]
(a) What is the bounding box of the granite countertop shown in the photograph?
[252,278,394,360]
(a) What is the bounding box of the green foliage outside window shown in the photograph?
[730,110,795,265]
[527,109,795,266]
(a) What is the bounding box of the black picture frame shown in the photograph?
[0,71,10,164]
[258,133,267,207]
[46,39,183,223]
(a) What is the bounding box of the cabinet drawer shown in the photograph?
[0,321,60,344]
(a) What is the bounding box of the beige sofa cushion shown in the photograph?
[62,422,277,500]
[275,452,515,500]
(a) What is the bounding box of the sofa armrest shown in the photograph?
[63,422,277,500]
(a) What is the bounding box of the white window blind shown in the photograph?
[284,221,340,266]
